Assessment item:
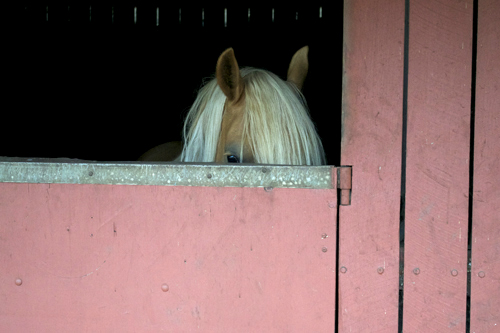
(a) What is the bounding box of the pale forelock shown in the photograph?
[180,79,225,162]
[181,67,325,165]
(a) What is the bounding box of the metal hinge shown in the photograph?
[337,166,352,206]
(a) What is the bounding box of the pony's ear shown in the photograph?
[287,46,309,90]
[216,48,245,103]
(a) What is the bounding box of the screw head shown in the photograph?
[413,268,420,275]
[451,269,458,277]
[478,271,485,278]
[264,187,273,192]
[88,171,94,177]
[321,233,328,239]
[321,247,328,253]
[15,278,22,286]
[377,267,384,274]
[207,173,212,179]
[340,266,347,274]
[161,283,169,292]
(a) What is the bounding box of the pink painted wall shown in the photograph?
[403,0,473,331]
[470,0,500,331]
[1,0,499,331]
[342,0,498,331]
[340,0,404,331]
[0,183,337,331]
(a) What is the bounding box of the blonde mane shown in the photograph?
[180,67,325,165]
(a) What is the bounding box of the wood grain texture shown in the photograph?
[340,0,404,331]
[470,0,500,331]
[0,182,337,331]
[403,0,473,331]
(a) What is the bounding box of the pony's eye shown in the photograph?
[227,155,240,163]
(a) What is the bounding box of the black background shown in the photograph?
[4,3,343,164]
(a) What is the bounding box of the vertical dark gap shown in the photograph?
[335,1,344,331]
[466,1,478,332]
[398,0,410,332]
[335,183,341,331]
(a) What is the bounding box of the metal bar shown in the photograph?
[0,158,334,189]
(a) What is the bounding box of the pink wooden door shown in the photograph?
[341,0,499,332]
[340,0,404,331]
[2,1,499,331]
[470,0,500,330]
[0,162,339,331]
[403,0,473,331]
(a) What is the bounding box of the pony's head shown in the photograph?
[180,47,325,165]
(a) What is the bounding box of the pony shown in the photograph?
[139,46,325,165]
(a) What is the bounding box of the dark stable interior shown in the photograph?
[4,4,343,165]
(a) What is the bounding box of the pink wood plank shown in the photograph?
[403,0,473,331]
[0,182,337,332]
[340,0,404,331]
[470,0,500,331]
